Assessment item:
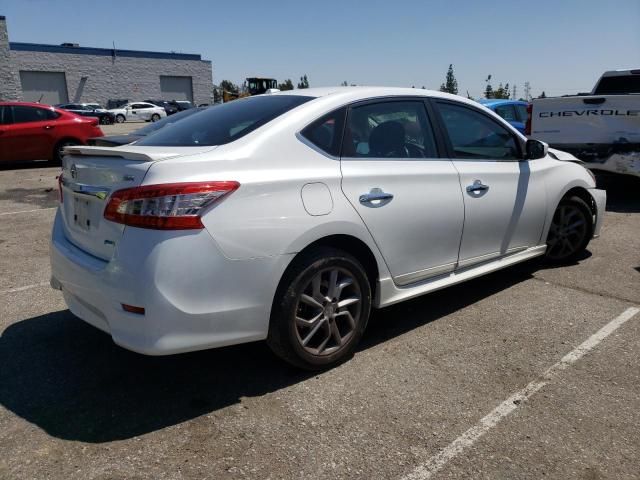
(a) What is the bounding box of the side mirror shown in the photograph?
[524,139,548,160]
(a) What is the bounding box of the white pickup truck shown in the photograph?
[530,69,640,178]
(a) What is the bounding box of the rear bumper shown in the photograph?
[50,210,293,355]
[589,188,606,238]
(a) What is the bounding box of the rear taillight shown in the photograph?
[104,181,239,230]
[524,103,532,136]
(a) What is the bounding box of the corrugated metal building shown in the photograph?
[0,16,213,106]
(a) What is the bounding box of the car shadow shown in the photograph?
[0,265,534,443]
[596,172,640,213]
[0,160,57,171]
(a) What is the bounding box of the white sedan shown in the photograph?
[108,102,166,123]
[51,87,605,369]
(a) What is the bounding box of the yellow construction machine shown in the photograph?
[222,77,278,103]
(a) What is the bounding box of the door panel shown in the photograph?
[453,159,546,266]
[2,106,57,161]
[340,100,464,284]
[434,100,547,267]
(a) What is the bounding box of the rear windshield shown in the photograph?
[134,107,206,136]
[137,95,313,146]
[593,75,640,95]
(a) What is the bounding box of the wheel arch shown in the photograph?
[272,233,384,318]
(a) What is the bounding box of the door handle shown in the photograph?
[466,180,489,193]
[359,188,394,206]
[43,125,54,130]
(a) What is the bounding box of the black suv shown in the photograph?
[144,100,179,116]
[55,103,115,125]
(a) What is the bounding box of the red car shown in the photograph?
[0,102,103,164]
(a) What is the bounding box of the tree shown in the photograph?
[538,91,547,99]
[484,75,494,99]
[278,79,294,91]
[439,64,458,95]
[493,82,510,99]
[297,74,310,89]
[219,80,239,94]
[340,80,348,86]
[212,85,222,103]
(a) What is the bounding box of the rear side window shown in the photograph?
[300,107,346,156]
[593,75,640,95]
[342,101,438,158]
[12,106,59,123]
[436,102,520,160]
[515,104,529,123]
[138,95,313,147]
[494,104,517,122]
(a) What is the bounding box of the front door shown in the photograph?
[434,100,547,268]
[0,105,57,161]
[340,99,465,285]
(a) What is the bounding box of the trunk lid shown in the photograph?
[59,145,214,260]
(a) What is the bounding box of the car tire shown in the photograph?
[151,113,161,122]
[544,195,593,263]
[99,116,110,125]
[267,247,372,370]
[115,114,125,124]
[52,140,79,165]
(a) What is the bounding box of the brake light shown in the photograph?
[524,103,532,136]
[104,181,239,230]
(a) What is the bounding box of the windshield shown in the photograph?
[133,107,207,136]
[137,95,313,146]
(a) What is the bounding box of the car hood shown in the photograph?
[548,147,584,164]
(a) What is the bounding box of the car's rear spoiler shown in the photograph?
[62,145,210,162]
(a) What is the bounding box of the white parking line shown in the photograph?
[402,306,640,480]
[0,207,56,216]
[0,281,51,295]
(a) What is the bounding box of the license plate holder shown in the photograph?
[73,196,93,231]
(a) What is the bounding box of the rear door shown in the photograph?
[339,98,465,285]
[433,100,547,268]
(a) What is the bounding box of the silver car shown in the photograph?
[51,87,605,369]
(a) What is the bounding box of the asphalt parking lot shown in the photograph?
[0,158,638,479]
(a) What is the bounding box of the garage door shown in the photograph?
[160,76,193,102]
[20,71,69,104]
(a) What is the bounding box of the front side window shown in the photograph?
[436,102,521,160]
[137,95,313,147]
[12,106,58,123]
[300,108,346,156]
[342,101,437,158]
[0,106,12,125]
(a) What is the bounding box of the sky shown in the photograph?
[1,0,639,98]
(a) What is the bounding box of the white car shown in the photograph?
[51,87,606,369]
[108,102,167,123]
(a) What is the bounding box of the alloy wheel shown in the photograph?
[546,204,588,260]
[294,267,362,356]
